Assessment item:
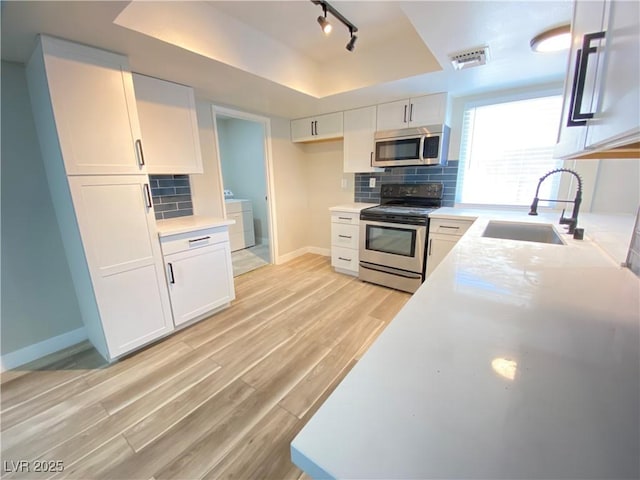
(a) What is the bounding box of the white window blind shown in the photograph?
[456,94,564,206]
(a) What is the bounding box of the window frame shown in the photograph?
[454,87,565,210]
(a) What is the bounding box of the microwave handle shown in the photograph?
[418,135,426,161]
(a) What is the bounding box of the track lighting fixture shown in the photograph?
[317,4,332,35]
[346,28,357,52]
[311,0,359,52]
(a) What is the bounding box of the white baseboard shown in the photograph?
[1,327,88,372]
[276,247,310,264]
[276,245,330,264]
[307,246,330,257]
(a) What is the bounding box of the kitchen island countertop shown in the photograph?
[291,208,639,479]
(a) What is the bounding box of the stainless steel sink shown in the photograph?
[482,221,565,245]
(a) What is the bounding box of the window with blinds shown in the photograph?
[456,94,564,206]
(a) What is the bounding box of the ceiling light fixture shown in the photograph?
[311,0,359,52]
[530,24,571,53]
[317,4,332,35]
[346,28,357,52]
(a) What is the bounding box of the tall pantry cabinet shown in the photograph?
[26,35,174,361]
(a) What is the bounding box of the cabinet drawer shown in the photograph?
[331,223,358,249]
[429,218,474,236]
[331,246,358,273]
[331,211,359,225]
[160,227,229,255]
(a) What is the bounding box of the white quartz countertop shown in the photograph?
[329,203,375,213]
[292,209,639,479]
[156,215,234,237]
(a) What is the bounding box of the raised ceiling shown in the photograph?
[0,1,573,119]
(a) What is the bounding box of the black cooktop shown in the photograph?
[360,183,443,224]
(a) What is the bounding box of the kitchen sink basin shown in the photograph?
[482,221,565,245]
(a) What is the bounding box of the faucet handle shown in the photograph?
[559,208,567,223]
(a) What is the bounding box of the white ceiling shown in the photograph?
[0,1,573,119]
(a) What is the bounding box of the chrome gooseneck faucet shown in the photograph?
[529,168,583,234]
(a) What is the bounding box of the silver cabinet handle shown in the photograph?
[370,151,374,167]
[403,105,408,123]
[338,257,352,262]
[189,236,211,243]
[135,139,145,166]
[338,234,352,239]
[428,238,433,256]
[168,262,175,284]
[409,103,414,122]
[441,225,460,230]
[143,183,152,208]
[311,121,314,136]
[338,216,351,221]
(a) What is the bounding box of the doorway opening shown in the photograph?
[213,106,276,277]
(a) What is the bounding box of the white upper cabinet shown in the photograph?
[291,111,343,142]
[584,0,639,150]
[34,35,145,175]
[343,106,382,173]
[132,74,204,174]
[68,175,174,358]
[376,93,448,131]
[555,0,639,159]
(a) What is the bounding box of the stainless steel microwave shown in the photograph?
[373,125,450,167]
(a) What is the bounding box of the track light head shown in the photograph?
[346,29,357,52]
[317,14,332,34]
[311,0,358,51]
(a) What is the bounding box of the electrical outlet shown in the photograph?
[369,177,376,188]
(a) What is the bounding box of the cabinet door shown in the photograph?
[133,74,204,174]
[376,99,409,131]
[585,0,640,149]
[554,1,608,159]
[165,242,235,326]
[425,235,459,278]
[68,175,173,358]
[291,117,315,142]
[315,112,343,140]
[409,93,447,127]
[343,106,381,173]
[40,36,144,175]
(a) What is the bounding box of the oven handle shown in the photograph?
[359,261,422,279]
[360,219,425,232]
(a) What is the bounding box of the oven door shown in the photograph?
[359,220,426,273]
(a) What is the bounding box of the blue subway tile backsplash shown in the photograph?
[149,174,193,220]
[354,160,459,205]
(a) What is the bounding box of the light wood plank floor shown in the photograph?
[0,254,410,479]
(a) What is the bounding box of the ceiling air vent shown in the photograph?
[449,46,490,70]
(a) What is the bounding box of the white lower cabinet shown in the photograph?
[425,217,475,278]
[330,210,360,276]
[160,228,235,327]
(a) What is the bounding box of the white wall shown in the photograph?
[591,159,640,214]
[303,140,354,251]
[217,117,269,243]
[269,117,310,259]
[190,100,225,218]
[1,61,83,356]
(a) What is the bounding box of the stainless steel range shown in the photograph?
[359,183,443,293]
